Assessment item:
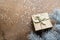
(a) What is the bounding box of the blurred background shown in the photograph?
[0,0,60,40]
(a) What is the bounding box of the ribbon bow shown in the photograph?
[34,16,49,25]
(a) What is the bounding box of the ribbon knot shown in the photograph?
[34,16,49,25]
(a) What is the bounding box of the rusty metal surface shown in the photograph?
[0,0,60,40]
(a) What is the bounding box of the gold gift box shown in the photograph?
[32,13,53,31]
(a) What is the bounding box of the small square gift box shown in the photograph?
[32,13,53,31]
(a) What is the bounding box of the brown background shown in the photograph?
[0,0,60,40]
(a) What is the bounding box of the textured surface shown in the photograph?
[32,13,53,31]
[28,11,60,40]
[0,0,60,40]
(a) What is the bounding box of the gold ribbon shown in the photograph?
[34,16,49,25]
